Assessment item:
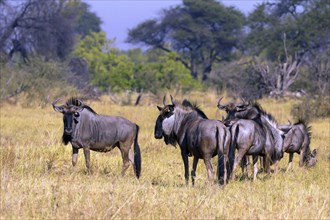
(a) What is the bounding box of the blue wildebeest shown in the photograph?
[52,98,141,178]
[278,119,317,171]
[154,96,231,186]
[218,98,287,180]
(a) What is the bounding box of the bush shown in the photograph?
[291,96,330,121]
[208,59,268,100]
[0,58,77,107]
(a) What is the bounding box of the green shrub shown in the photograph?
[291,96,330,121]
[0,58,77,107]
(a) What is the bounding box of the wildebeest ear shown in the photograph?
[311,149,317,156]
[157,106,163,111]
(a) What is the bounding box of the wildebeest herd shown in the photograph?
[52,96,317,187]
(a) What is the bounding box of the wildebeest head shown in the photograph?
[307,149,317,167]
[52,98,84,145]
[217,97,250,124]
[154,95,177,146]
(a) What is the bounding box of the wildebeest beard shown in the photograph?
[62,133,72,145]
[164,132,177,146]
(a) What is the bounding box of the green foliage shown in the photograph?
[0,58,76,106]
[291,96,330,122]
[73,32,135,92]
[127,0,245,81]
[66,1,102,38]
[132,50,201,94]
[74,35,201,93]
[245,0,330,60]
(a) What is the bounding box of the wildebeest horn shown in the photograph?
[163,95,166,106]
[217,97,225,109]
[52,98,61,107]
[288,120,292,125]
[170,95,175,106]
[52,98,65,113]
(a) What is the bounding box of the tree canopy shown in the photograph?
[127,0,245,81]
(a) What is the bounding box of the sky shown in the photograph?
[86,0,264,50]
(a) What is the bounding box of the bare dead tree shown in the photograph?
[253,33,302,97]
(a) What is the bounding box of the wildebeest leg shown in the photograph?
[204,158,214,184]
[128,148,135,173]
[252,155,259,181]
[299,149,305,167]
[286,153,294,172]
[120,145,131,177]
[83,148,91,174]
[259,157,264,172]
[191,156,199,187]
[241,156,249,179]
[230,149,247,180]
[72,147,79,167]
[181,151,189,186]
[273,160,280,174]
[264,156,271,174]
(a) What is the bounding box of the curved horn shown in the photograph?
[52,98,65,113]
[288,120,292,125]
[218,97,223,105]
[217,96,227,110]
[163,95,166,106]
[170,95,175,106]
[52,98,61,107]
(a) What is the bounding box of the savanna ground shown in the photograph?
[1,92,329,219]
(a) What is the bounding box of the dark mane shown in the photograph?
[182,99,208,119]
[296,118,312,139]
[251,101,277,125]
[66,97,97,114]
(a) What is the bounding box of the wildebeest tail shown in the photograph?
[228,124,239,178]
[216,126,226,185]
[134,124,141,179]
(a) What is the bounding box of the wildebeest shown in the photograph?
[52,98,141,178]
[278,119,317,170]
[218,98,287,180]
[154,96,231,186]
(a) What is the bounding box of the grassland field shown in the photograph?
[1,93,329,219]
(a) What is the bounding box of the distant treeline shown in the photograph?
[0,0,329,102]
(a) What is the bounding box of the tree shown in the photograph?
[244,0,329,96]
[73,32,135,92]
[245,0,329,60]
[0,0,102,61]
[65,1,102,38]
[127,0,245,81]
[253,33,302,97]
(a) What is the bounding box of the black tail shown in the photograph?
[228,125,239,179]
[134,124,141,179]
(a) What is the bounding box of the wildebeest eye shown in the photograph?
[74,112,80,117]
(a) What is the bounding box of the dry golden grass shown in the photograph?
[1,93,329,219]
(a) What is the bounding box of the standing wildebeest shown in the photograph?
[52,98,141,178]
[218,98,287,180]
[154,96,231,186]
[278,119,317,171]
